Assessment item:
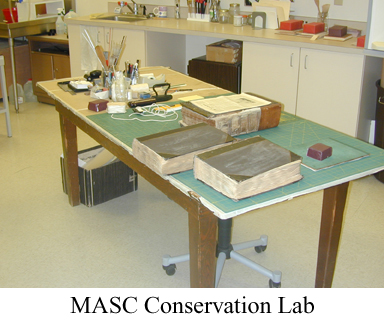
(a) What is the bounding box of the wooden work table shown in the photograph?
[38,66,384,288]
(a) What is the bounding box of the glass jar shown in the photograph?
[228,3,240,24]
[209,0,220,23]
[218,9,230,24]
[317,11,329,31]
[112,71,128,102]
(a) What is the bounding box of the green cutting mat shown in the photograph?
[289,138,369,171]
[88,111,384,216]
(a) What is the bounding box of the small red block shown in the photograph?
[357,35,366,48]
[280,19,304,31]
[307,143,333,161]
[88,99,109,112]
[303,22,325,34]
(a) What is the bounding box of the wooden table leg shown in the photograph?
[59,111,80,207]
[315,182,349,288]
[188,193,217,288]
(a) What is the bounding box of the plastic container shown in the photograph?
[64,9,79,19]
[23,80,38,102]
[111,71,128,102]
[56,9,65,35]
[8,83,25,105]
[2,8,18,23]
[64,9,79,35]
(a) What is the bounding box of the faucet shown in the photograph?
[126,0,139,15]
[117,1,139,15]
[117,1,127,13]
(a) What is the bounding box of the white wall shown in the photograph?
[75,0,109,16]
[290,0,369,22]
[75,0,370,22]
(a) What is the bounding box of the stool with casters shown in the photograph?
[0,55,12,137]
[162,218,282,288]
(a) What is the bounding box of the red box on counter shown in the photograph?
[280,19,304,31]
[357,35,366,48]
[303,22,325,34]
[88,99,109,112]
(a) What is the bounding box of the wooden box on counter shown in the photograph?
[181,93,281,136]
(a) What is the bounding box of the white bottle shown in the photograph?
[56,8,65,35]
[64,9,79,35]
[23,79,37,102]
[8,84,25,105]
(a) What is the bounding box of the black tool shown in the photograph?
[84,70,102,82]
[153,83,173,102]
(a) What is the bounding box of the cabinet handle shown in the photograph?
[105,30,110,45]
[304,55,308,69]
[290,53,294,67]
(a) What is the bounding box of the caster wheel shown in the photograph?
[269,279,281,288]
[255,245,267,253]
[163,264,176,276]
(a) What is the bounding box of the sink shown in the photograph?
[90,13,148,22]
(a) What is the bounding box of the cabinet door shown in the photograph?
[107,28,146,68]
[53,55,71,79]
[296,49,364,137]
[30,52,54,95]
[68,24,106,76]
[242,42,300,114]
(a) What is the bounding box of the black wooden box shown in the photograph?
[61,146,138,207]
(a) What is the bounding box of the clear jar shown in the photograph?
[218,9,230,24]
[229,3,240,24]
[317,11,329,31]
[112,71,128,102]
[210,0,220,23]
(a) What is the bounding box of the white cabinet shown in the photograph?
[68,24,145,76]
[107,28,146,68]
[296,49,364,137]
[242,42,300,115]
[242,41,381,139]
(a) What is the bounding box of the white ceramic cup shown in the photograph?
[153,6,167,18]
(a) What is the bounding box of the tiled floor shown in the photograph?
[1,101,384,288]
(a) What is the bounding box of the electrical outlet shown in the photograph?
[334,0,343,5]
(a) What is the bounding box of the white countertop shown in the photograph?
[66,15,365,55]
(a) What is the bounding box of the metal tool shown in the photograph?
[57,81,76,95]
[153,83,173,102]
